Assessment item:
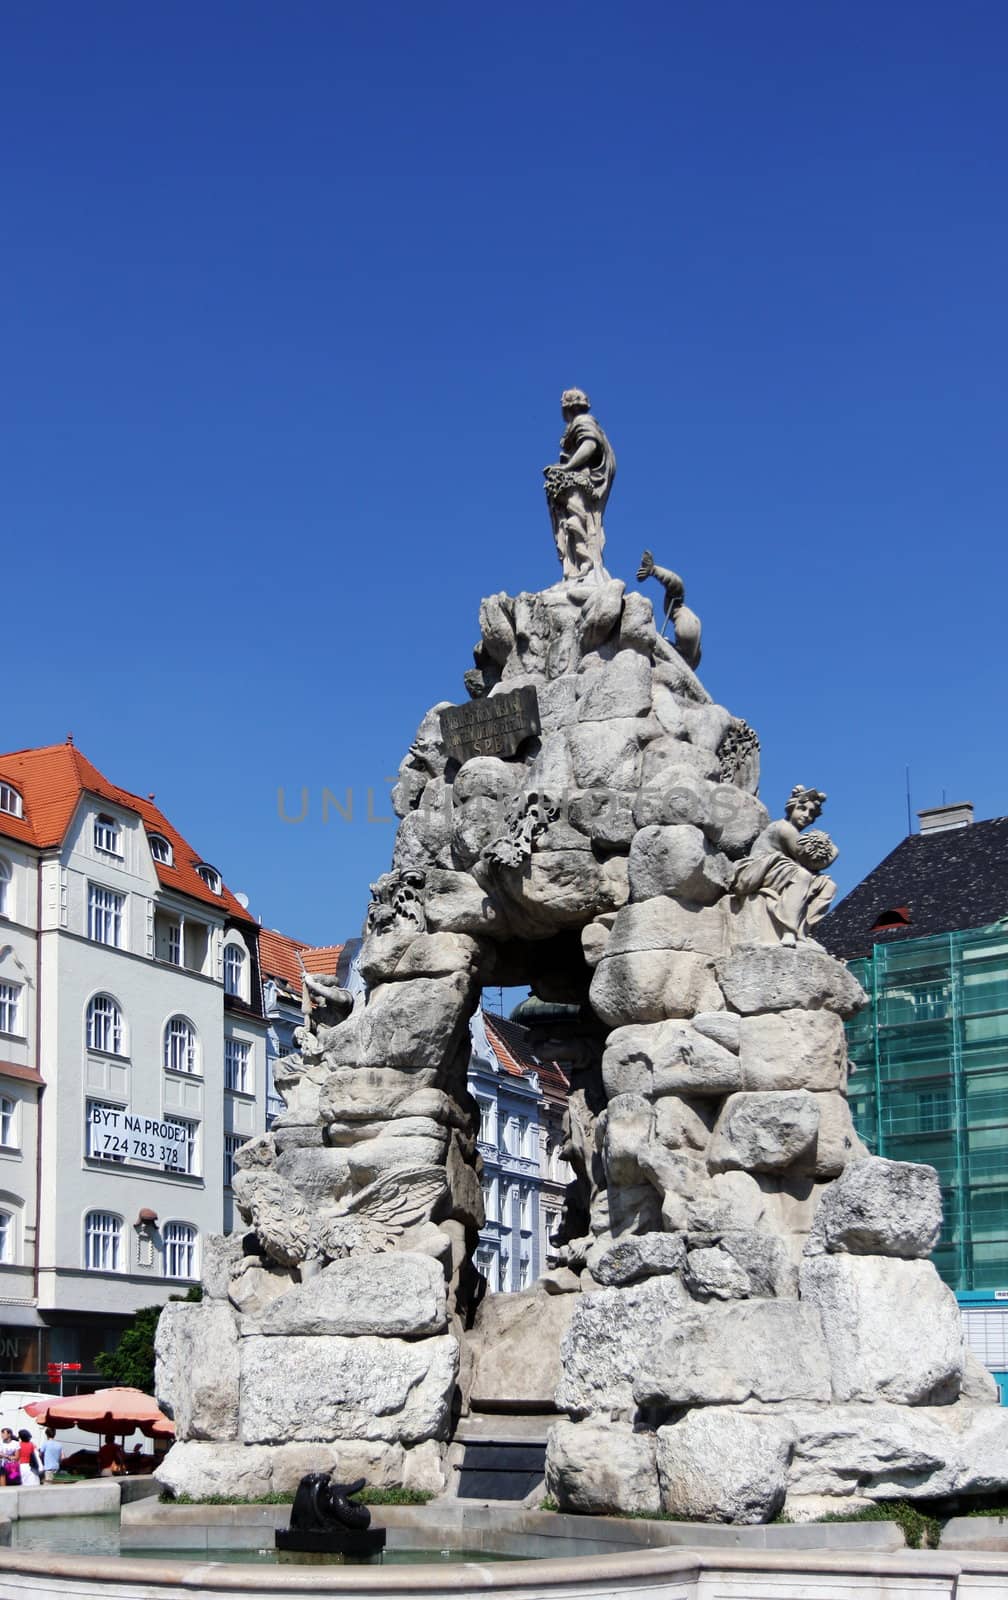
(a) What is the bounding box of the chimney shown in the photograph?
[917,801,974,834]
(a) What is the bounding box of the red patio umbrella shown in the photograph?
[22,1386,175,1438]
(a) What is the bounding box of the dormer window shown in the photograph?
[871,906,912,932]
[0,784,23,819]
[197,864,221,895]
[148,833,173,866]
[94,814,122,856]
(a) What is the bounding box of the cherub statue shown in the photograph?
[731,785,838,945]
[543,389,615,582]
[636,550,702,669]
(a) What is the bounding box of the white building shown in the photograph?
[470,1009,571,1293]
[0,740,268,1384]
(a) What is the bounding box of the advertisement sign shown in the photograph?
[87,1105,186,1168]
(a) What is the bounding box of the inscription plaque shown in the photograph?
[439,686,541,763]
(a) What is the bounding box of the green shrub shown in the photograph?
[817,1499,941,1549]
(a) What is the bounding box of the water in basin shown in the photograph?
[9,1515,526,1565]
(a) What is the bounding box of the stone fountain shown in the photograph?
[155,388,1008,1523]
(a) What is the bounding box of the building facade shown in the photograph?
[0,741,269,1385]
[469,1009,570,1293]
[820,801,1008,1398]
[257,929,353,1127]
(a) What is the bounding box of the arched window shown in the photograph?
[86,994,123,1056]
[148,833,173,866]
[0,1097,17,1149]
[0,1210,13,1264]
[223,942,246,998]
[0,858,10,918]
[0,785,22,819]
[163,1221,198,1279]
[84,1211,124,1272]
[196,864,221,895]
[164,1017,199,1075]
[93,814,121,856]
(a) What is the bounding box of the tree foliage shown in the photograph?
[94,1286,201,1395]
[95,1305,162,1393]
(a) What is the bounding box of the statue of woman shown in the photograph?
[732,785,838,945]
[543,389,615,582]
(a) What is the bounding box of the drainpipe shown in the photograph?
[31,855,45,1319]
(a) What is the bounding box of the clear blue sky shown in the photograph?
[3,2,1006,945]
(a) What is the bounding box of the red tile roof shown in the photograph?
[0,741,253,923]
[483,1013,570,1104]
[259,928,346,989]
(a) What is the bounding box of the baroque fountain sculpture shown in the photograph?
[156,389,1008,1524]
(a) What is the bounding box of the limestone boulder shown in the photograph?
[738,1009,848,1093]
[201,1232,246,1300]
[955,1406,1008,1496]
[802,1091,864,1179]
[576,648,652,721]
[240,1252,447,1339]
[603,897,730,961]
[327,972,477,1070]
[157,1440,274,1501]
[640,736,721,787]
[601,1093,655,1187]
[782,1401,962,1500]
[228,1263,297,1318]
[496,848,629,935]
[380,932,486,984]
[708,1091,820,1174]
[634,1299,831,1407]
[344,1125,449,1187]
[656,1410,793,1523]
[591,948,723,1029]
[423,869,507,936]
[654,1094,714,1153]
[391,784,455,872]
[567,789,636,851]
[684,1245,751,1300]
[240,1332,458,1444]
[590,899,727,1027]
[162,1438,443,1502]
[275,1144,352,1205]
[566,719,643,791]
[799,1254,963,1404]
[467,1284,577,1409]
[808,1156,943,1259]
[546,1420,659,1516]
[155,1301,240,1441]
[717,1229,799,1298]
[556,1275,691,1417]
[679,1181,767,1246]
[651,650,711,704]
[628,825,732,906]
[717,944,867,1019]
[633,774,767,857]
[693,1010,741,1052]
[602,1020,740,1100]
[588,1232,687,1286]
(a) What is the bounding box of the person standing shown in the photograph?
[0,1427,18,1486]
[40,1427,63,1484]
[16,1429,41,1487]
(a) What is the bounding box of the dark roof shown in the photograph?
[819,817,1008,961]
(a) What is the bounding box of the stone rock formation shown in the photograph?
[155,389,1008,1517]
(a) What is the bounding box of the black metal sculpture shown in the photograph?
[275,1471,386,1558]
